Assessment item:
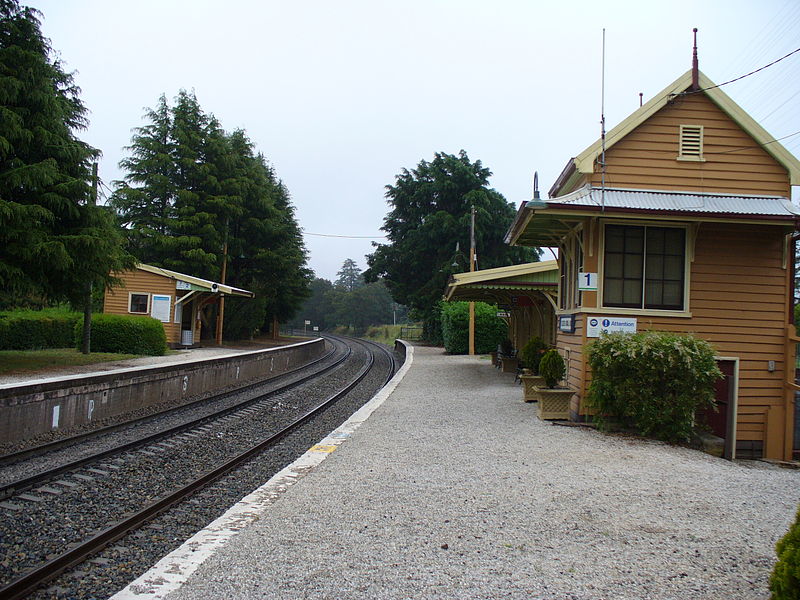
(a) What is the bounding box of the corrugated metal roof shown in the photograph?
[137,264,254,297]
[537,185,800,217]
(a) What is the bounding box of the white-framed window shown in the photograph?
[602,223,687,311]
[677,124,704,161]
[128,293,150,314]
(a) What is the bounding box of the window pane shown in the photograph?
[646,229,664,254]
[646,254,663,279]
[605,226,624,252]
[664,228,685,252]
[663,282,683,307]
[624,253,643,278]
[130,294,148,313]
[645,281,663,306]
[623,280,642,305]
[605,256,623,278]
[625,228,644,254]
[604,279,623,305]
[664,255,683,279]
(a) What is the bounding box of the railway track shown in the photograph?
[0,335,399,600]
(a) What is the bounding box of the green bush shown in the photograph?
[586,331,722,443]
[75,314,167,356]
[771,504,800,599]
[440,302,507,354]
[539,349,566,388]
[519,336,548,373]
[0,308,82,350]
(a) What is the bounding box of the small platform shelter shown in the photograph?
[506,67,800,461]
[103,264,254,348]
[443,261,559,350]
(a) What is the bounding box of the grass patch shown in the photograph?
[361,324,406,347]
[0,348,140,376]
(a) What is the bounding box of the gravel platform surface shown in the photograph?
[124,346,800,600]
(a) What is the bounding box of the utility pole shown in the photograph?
[469,204,476,356]
[215,222,228,346]
[81,162,98,355]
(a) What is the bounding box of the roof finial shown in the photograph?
[691,27,699,90]
[533,171,540,200]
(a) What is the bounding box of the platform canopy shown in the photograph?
[443,260,558,306]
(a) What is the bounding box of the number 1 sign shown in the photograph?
[578,272,598,291]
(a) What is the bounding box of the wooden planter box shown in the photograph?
[520,374,545,402]
[534,386,574,420]
[500,356,519,373]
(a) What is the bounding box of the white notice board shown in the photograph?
[586,316,637,338]
[151,295,172,323]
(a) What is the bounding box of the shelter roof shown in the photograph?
[136,264,255,298]
[444,261,558,303]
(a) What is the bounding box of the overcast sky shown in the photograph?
[29,0,800,281]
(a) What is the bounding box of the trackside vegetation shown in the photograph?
[440,301,506,354]
[586,331,722,443]
[0,308,81,350]
[75,314,167,356]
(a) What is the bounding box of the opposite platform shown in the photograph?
[114,345,800,600]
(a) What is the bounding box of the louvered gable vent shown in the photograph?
[678,124,704,161]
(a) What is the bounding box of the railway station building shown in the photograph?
[505,68,800,461]
[103,264,254,348]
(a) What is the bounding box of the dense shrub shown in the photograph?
[0,308,82,350]
[539,349,566,388]
[586,331,721,443]
[440,302,507,354]
[75,314,167,356]
[519,336,548,373]
[771,504,800,599]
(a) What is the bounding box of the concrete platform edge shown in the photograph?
[109,342,415,600]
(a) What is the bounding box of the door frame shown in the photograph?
[715,356,740,460]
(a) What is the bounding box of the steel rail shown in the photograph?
[0,342,351,500]
[0,341,339,467]
[0,337,388,600]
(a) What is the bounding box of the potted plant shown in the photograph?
[519,336,548,402]
[534,349,574,419]
[499,338,518,373]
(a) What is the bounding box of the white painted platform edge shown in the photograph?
[109,343,414,600]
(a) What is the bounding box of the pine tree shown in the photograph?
[335,258,364,292]
[0,0,130,307]
[112,94,176,264]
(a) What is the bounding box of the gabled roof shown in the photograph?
[444,261,558,302]
[137,264,254,298]
[549,69,800,196]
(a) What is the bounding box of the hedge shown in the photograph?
[440,301,507,354]
[75,314,167,356]
[586,330,722,443]
[0,309,82,350]
[771,504,800,599]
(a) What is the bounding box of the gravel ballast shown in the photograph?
[118,346,800,600]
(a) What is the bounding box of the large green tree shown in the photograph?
[335,258,364,292]
[112,96,311,338]
[0,0,130,310]
[365,150,537,339]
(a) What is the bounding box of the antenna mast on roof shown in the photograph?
[600,28,607,212]
[691,28,699,90]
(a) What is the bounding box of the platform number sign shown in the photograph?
[578,272,598,291]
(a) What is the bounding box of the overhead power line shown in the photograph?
[302,230,386,239]
[686,46,800,95]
